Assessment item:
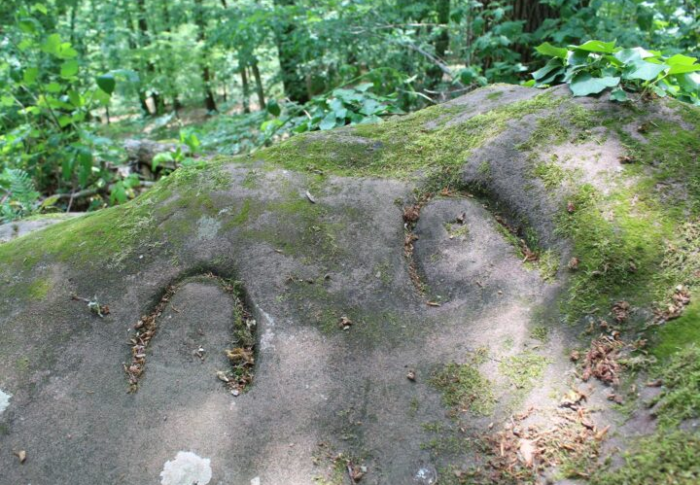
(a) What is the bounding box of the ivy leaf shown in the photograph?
[535,42,568,59]
[532,58,564,83]
[60,60,79,79]
[96,74,116,95]
[668,64,700,75]
[666,54,697,66]
[625,60,669,81]
[41,33,62,56]
[266,99,281,116]
[23,67,39,85]
[319,112,337,130]
[570,40,616,54]
[610,88,629,102]
[46,82,62,93]
[18,18,38,34]
[614,47,654,64]
[569,73,620,96]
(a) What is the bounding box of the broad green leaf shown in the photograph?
[41,33,61,56]
[319,112,337,130]
[570,40,616,54]
[41,195,59,208]
[567,50,590,67]
[360,98,382,116]
[535,42,568,59]
[266,99,281,116]
[532,58,563,82]
[23,67,39,85]
[676,73,700,93]
[58,45,78,59]
[667,54,697,66]
[96,74,116,95]
[0,96,14,107]
[569,73,620,96]
[355,82,373,92]
[152,152,174,171]
[18,19,37,34]
[668,64,700,75]
[625,60,668,81]
[58,115,72,127]
[651,85,667,98]
[614,47,654,64]
[68,90,82,107]
[46,82,62,93]
[60,60,79,78]
[18,39,34,51]
[610,88,629,102]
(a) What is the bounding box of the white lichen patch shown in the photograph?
[196,216,222,241]
[250,478,261,485]
[0,388,11,415]
[160,451,212,485]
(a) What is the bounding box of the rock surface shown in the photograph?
[1,84,698,484]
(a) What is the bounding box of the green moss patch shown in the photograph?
[255,90,565,183]
[591,431,700,485]
[499,351,550,391]
[647,344,700,428]
[653,301,700,359]
[431,352,495,416]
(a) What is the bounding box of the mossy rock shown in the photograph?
[1,85,699,485]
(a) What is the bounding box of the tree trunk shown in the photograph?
[251,58,266,110]
[195,0,218,112]
[137,0,161,116]
[486,0,557,65]
[162,0,181,112]
[272,0,309,104]
[240,64,251,114]
[428,0,451,88]
[125,4,152,115]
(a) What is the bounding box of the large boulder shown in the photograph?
[1,84,698,485]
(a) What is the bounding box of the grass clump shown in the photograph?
[531,325,550,343]
[648,344,700,428]
[517,115,570,151]
[530,161,569,189]
[431,356,495,416]
[499,351,550,391]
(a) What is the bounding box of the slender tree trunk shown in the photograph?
[428,0,451,88]
[251,58,266,110]
[137,0,161,115]
[162,0,181,112]
[240,63,251,114]
[195,0,218,112]
[272,0,309,104]
[125,4,151,115]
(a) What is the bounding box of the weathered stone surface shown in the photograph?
[1,85,698,484]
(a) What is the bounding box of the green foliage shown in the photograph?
[0,4,129,222]
[0,168,40,220]
[153,130,203,175]
[533,41,700,104]
[264,82,404,136]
